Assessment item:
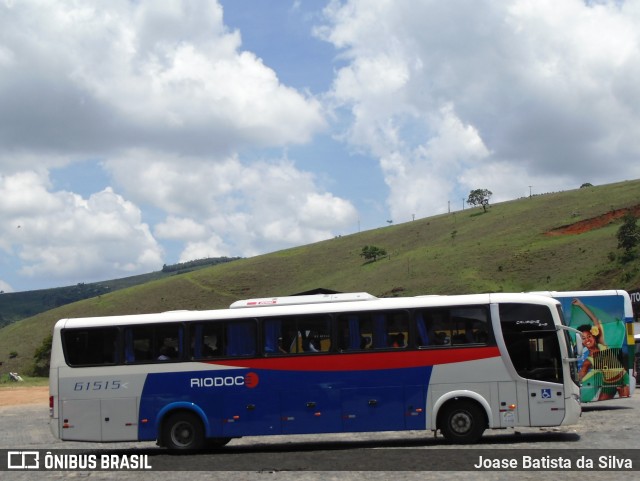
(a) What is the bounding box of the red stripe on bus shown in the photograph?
[206,346,500,371]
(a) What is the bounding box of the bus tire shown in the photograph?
[162,411,205,450]
[438,400,486,444]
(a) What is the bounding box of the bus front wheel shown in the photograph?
[438,400,486,444]
[162,412,205,450]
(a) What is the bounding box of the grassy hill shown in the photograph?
[1,179,639,376]
[0,257,240,328]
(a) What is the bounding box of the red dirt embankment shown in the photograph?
[546,205,640,236]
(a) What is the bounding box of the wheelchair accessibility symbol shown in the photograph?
[541,388,552,399]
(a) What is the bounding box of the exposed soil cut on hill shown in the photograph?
[546,205,640,236]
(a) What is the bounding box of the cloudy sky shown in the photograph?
[1,0,640,292]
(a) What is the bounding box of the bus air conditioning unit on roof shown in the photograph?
[229,292,377,309]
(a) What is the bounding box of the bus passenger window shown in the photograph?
[338,315,362,351]
[386,312,409,348]
[226,321,256,357]
[338,311,408,351]
[125,327,152,362]
[263,318,288,354]
[124,324,183,363]
[415,313,431,347]
[263,315,331,355]
[155,324,182,361]
[416,306,490,348]
[298,315,331,353]
[418,309,452,346]
[62,328,118,366]
[190,322,222,359]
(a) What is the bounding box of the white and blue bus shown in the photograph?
[49,292,581,449]
[531,290,636,403]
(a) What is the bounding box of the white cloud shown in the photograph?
[155,216,209,241]
[179,234,230,262]
[107,149,357,259]
[0,1,343,288]
[320,0,640,217]
[0,0,325,161]
[0,171,163,284]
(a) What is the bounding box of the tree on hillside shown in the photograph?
[617,212,640,262]
[360,245,387,262]
[467,189,493,212]
[31,333,52,376]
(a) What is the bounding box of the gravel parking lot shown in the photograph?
[1,388,639,480]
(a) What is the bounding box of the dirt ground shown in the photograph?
[0,386,48,407]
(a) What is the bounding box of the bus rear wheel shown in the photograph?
[162,412,205,450]
[439,400,486,444]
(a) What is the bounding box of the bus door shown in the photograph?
[498,303,566,427]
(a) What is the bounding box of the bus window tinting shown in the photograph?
[62,328,119,366]
[189,320,257,358]
[415,306,490,347]
[225,320,257,356]
[264,315,331,354]
[499,303,563,383]
[124,324,183,363]
[189,322,224,359]
[337,311,409,351]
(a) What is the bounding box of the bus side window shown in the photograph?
[339,312,412,351]
[298,315,331,353]
[156,324,183,361]
[263,315,331,354]
[338,315,367,350]
[62,328,118,366]
[450,307,490,346]
[416,307,490,348]
[190,322,222,359]
[415,312,430,347]
[417,309,452,346]
[386,311,409,348]
[263,318,285,354]
[226,320,256,357]
[124,327,153,362]
[124,324,183,363]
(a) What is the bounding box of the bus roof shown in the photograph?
[528,289,631,298]
[53,292,561,330]
[229,292,377,309]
